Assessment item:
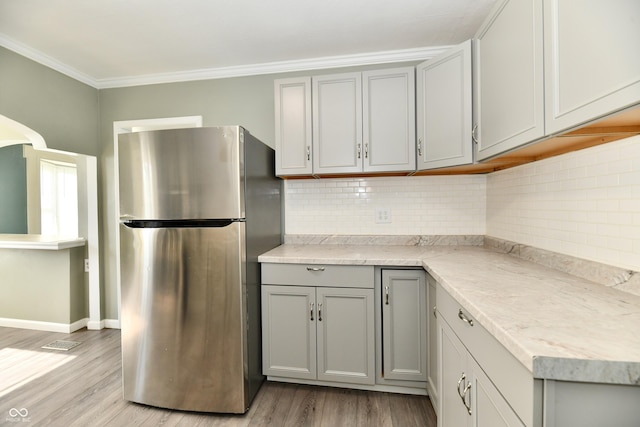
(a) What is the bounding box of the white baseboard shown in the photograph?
[103,319,120,329]
[86,319,105,330]
[0,317,88,333]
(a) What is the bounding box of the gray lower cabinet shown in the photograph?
[381,269,427,382]
[438,316,525,427]
[261,264,375,386]
[436,279,640,427]
[261,284,317,380]
[262,263,429,393]
[426,274,439,411]
[437,283,537,427]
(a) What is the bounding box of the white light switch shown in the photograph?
[375,207,392,224]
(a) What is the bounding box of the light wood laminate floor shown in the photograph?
[0,327,436,426]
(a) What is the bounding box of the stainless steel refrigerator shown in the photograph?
[118,126,282,413]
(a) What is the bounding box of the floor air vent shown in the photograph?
[41,340,81,351]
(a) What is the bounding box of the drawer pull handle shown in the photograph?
[385,286,390,305]
[306,266,325,272]
[458,309,474,327]
[310,302,314,321]
[318,303,323,321]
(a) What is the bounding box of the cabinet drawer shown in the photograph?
[262,263,374,289]
[437,284,536,425]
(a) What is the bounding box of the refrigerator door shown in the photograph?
[118,126,245,220]
[120,222,248,413]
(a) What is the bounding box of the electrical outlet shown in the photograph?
[84,259,90,272]
[375,207,392,224]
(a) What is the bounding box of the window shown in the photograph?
[40,159,78,237]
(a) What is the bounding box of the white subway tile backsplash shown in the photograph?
[285,175,486,236]
[487,135,640,271]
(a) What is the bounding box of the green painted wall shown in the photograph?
[0,145,28,233]
[0,246,86,324]
[0,46,99,155]
[0,46,98,323]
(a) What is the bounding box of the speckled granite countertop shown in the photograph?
[259,244,640,386]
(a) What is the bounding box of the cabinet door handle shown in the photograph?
[310,302,314,321]
[433,306,437,318]
[357,143,362,159]
[385,286,390,305]
[417,138,422,157]
[306,145,311,161]
[463,382,472,415]
[472,124,479,144]
[318,303,323,321]
[458,309,474,327]
[306,266,325,272]
[364,143,369,159]
[457,373,472,415]
[457,373,466,399]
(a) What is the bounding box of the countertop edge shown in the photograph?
[532,356,640,385]
[0,237,86,250]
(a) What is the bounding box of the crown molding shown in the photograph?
[0,32,97,88]
[1,32,451,89]
[95,46,452,89]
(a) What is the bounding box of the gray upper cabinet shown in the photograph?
[276,68,416,176]
[363,67,416,173]
[543,0,640,134]
[474,0,545,161]
[274,77,313,176]
[312,72,364,174]
[313,69,416,174]
[474,0,638,163]
[416,40,473,170]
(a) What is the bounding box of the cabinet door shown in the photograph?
[543,0,640,134]
[417,41,473,170]
[363,68,416,172]
[262,285,316,380]
[274,77,313,176]
[316,287,375,385]
[438,319,471,427]
[471,357,525,427]
[381,269,427,382]
[427,275,439,410]
[475,0,545,160]
[312,73,363,174]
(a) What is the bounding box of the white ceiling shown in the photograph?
[0,0,495,88]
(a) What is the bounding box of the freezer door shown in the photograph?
[118,126,245,220]
[120,222,249,413]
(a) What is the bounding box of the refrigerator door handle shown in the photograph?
[122,219,237,228]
